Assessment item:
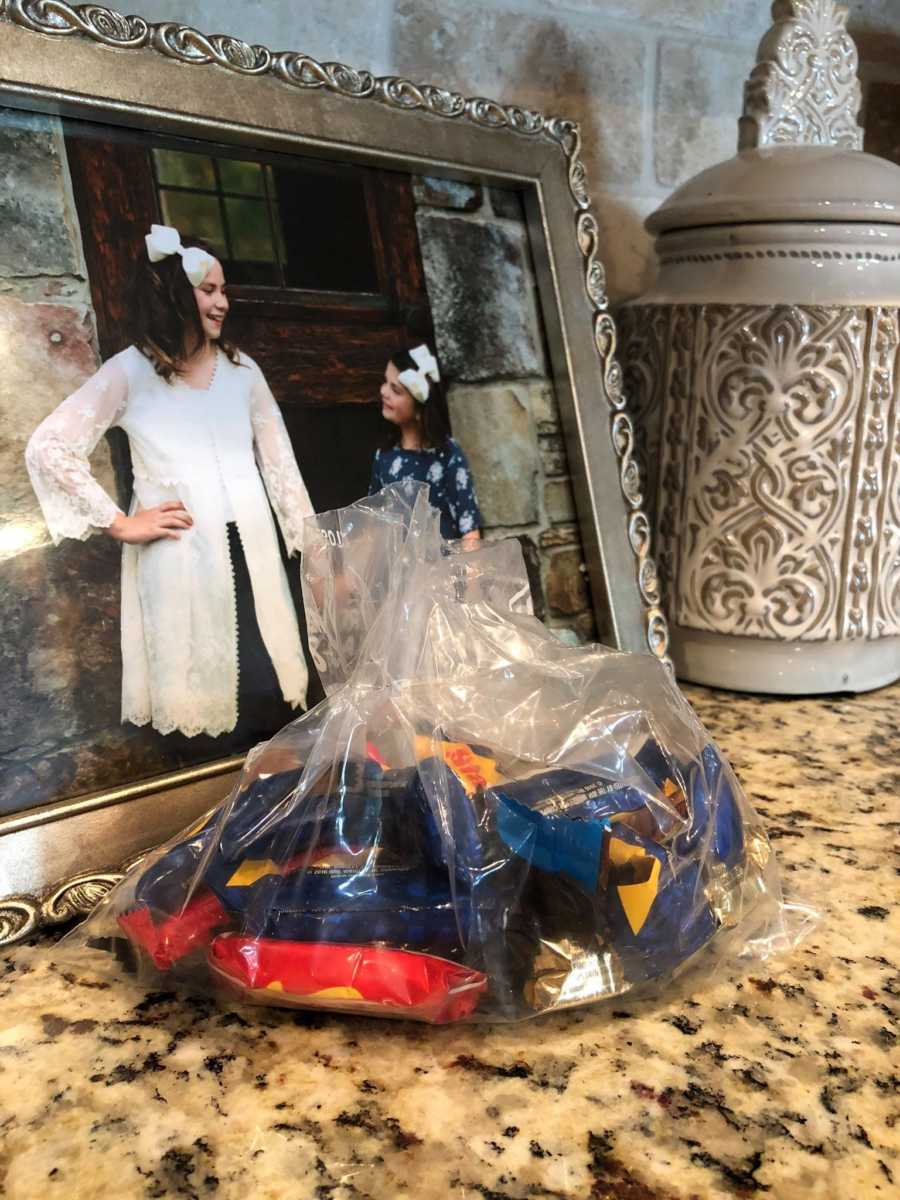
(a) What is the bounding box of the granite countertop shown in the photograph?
[1,683,898,1199]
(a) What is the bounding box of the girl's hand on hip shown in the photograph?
[106,501,193,544]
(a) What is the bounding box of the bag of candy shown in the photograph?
[64,481,805,1022]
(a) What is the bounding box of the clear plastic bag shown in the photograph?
[64,482,807,1023]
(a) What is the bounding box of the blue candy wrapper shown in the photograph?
[68,482,805,1022]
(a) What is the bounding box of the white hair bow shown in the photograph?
[398,343,440,403]
[145,224,216,287]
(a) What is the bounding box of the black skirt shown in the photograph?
[161,522,323,753]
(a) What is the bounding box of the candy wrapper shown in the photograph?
[63,482,806,1023]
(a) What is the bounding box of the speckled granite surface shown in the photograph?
[1,683,898,1199]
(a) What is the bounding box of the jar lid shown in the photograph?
[646,1,900,237]
[646,146,900,236]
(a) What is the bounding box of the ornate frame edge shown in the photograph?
[1,859,145,944]
[0,0,670,946]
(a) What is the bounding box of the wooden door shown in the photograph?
[64,117,436,514]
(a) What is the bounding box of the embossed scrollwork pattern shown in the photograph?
[273,53,374,95]
[646,308,695,614]
[3,0,148,41]
[151,23,270,72]
[683,305,858,638]
[617,305,671,532]
[0,0,670,669]
[546,118,668,660]
[0,899,38,945]
[740,0,863,150]
[0,872,124,946]
[1,1,546,134]
[545,118,589,210]
[0,849,152,946]
[575,212,609,312]
[640,303,900,642]
[862,312,900,638]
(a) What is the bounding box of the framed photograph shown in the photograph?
[0,0,668,943]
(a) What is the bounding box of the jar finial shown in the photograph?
[738,0,863,151]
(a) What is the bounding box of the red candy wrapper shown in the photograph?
[208,936,487,1023]
[118,890,228,970]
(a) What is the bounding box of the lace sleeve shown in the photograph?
[24,357,129,544]
[249,363,314,556]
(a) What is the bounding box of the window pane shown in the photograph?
[271,199,287,264]
[225,197,277,263]
[222,258,280,286]
[272,167,378,291]
[152,148,384,295]
[153,148,215,190]
[159,190,226,258]
[218,158,264,196]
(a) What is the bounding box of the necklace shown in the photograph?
[203,347,219,391]
[180,346,219,392]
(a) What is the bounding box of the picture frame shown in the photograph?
[0,0,668,944]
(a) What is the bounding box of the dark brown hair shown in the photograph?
[131,235,241,382]
[383,346,452,451]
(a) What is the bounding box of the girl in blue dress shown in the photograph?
[369,344,482,543]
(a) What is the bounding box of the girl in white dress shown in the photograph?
[26,225,315,740]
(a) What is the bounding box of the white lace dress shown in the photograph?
[25,345,314,737]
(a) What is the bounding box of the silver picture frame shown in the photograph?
[0,0,668,944]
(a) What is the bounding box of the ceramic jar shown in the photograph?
[620,2,900,694]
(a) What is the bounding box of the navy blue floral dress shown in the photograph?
[369,438,483,539]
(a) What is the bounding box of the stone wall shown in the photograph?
[0,107,118,582]
[411,176,595,641]
[130,0,900,304]
[854,2,900,166]
[0,107,128,814]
